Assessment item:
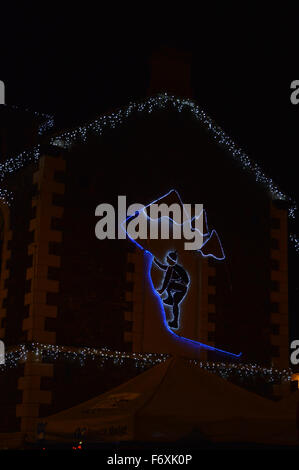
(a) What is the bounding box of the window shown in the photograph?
[52,193,64,207]
[0,210,4,275]
[25,279,31,293]
[27,230,35,244]
[208,276,216,286]
[208,331,215,342]
[270,302,279,313]
[31,205,37,219]
[23,305,30,318]
[125,281,134,292]
[51,217,63,231]
[270,345,280,358]
[208,294,216,304]
[40,376,53,390]
[46,292,60,305]
[48,266,60,280]
[270,259,280,271]
[45,317,56,332]
[127,244,136,253]
[124,320,133,332]
[26,254,33,267]
[271,324,280,335]
[54,171,65,183]
[127,262,135,273]
[31,183,38,198]
[48,242,62,256]
[270,218,280,229]
[270,280,279,292]
[208,313,216,323]
[271,238,279,250]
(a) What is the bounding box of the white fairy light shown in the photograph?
[0,342,293,385]
[290,233,299,253]
[4,104,54,136]
[48,93,296,214]
[0,94,297,251]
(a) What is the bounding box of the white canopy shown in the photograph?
[44,357,298,446]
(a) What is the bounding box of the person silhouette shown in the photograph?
[153,251,189,329]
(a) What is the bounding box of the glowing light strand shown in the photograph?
[122,190,235,354]
[0,343,293,384]
[122,188,226,260]
[290,233,299,254]
[0,145,41,205]
[49,93,299,252]
[0,94,298,254]
[49,94,297,218]
[2,104,54,136]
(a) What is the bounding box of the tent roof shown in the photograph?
[47,358,171,424]
[138,357,279,421]
[277,390,299,417]
[44,357,298,445]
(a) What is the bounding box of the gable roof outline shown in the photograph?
[0,93,298,252]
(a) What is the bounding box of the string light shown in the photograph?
[188,358,292,384]
[0,342,293,385]
[48,93,297,217]
[0,145,41,205]
[0,188,14,205]
[0,343,167,371]
[290,233,299,254]
[3,104,54,136]
[0,94,298,251]
[0,98,297,398]
[0,105,54,205]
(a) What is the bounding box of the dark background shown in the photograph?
[1,4,299,336]
[1,6,298,199]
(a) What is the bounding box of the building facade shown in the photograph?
[0,52,293,437]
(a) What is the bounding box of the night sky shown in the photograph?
[1,6,298,202]
[1,5,299,336]
[0,7,298,187]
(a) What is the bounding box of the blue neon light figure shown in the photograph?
[121,189,242,358]
[154,251,189,330]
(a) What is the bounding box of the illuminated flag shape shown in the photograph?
[122,190,240,359]
[124,189,225,261]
